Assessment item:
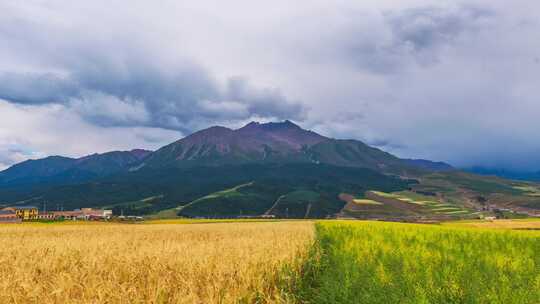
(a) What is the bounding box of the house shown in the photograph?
[2,206,38,220]
[51,208,113,220]
[78,208,113,220]
[0,209,20,223]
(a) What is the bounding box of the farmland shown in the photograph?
[0,221,313,303]
[1,219,539,303]
[340,190,479,220]
[298,221,540,303]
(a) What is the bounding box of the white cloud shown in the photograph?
[0,100,182,167]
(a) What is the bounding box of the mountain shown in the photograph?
[0,156,77,185]
[404,159,454,172]
[143,121,327,167]
[142,121,419,175]
[0,121,423,181]
[0,149,151,187]
[1,121,538,219]
[74,149,151,176]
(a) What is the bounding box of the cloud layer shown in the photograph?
[1,0,540,170]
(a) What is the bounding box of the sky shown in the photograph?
[1,0,539,171]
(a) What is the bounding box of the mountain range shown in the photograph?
[0,121,538,219]
[1,120,430,188]
[0,149,151,187]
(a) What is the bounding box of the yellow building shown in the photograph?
[2,206,39,220]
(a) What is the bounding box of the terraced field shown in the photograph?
[513,185,540,197]
[341,190,478,219]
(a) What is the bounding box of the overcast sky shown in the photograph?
[1,0,539,170]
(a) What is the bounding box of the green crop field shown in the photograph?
[296,221,540,304]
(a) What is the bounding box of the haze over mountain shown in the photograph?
[404,159,454,172]
[466,167,540,182]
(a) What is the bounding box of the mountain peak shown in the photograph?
[238,120,301,132]
[144,120,328,167]
[187,125,234,140]
[243,121,260,128]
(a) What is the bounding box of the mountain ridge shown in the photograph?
[0,149,152,187]
[0,121,459,185]
[141,121,422,176]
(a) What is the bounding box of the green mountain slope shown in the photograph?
[0,163,415,217]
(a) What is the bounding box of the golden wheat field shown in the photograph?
[0,221,314,304]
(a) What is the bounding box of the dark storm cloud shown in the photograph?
[346,5,494,73]
[0,73,80,105]
[0,2,305,134]
[386,6,492,52]
[0,59,304,134]
[225,78,305,121]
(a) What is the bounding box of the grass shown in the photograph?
[370,191,400,198]
[283,190,321,202]
[178,182,285,217]
[148,206,182,219]
[297,221,540,304]
[352,199,382,205]
[0,221,313,303]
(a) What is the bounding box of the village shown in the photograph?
[0,206,142,223]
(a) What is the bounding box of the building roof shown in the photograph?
[0,209,15,215]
